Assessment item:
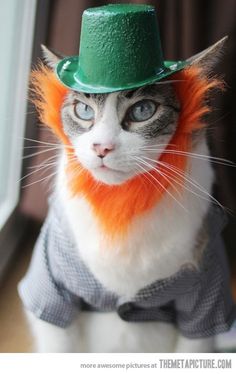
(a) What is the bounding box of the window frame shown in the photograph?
[0,0,51,282]
[0,0,37,230]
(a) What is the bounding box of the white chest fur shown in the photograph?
[56,140,214,297]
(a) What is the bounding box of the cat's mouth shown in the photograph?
[95,160,118,172]
[90,161,133,185]
[96,164,120,173]
[96,163,136,177]
[81,156,136,185]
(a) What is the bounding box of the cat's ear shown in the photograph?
[41,44,64,69]
[186,36,228,73]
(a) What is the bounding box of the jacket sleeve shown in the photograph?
[18,212,76,328]
[175,234,236,339]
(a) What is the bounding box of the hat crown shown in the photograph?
[56,4,186,93]
[77,4,164,91]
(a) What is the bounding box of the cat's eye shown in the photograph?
[128,100,157,122]
[74,101,94,121]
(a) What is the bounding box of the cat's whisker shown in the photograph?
[140,143,176,149]
[19,161,58,182]
[134,156,181,198]
[146,161,217,206]
[28,154,60,169]
[21,171,58,189]
[22,137,61,147]
[24,144,62,149]
[22,153,61,179]
[163,150,233,165]
[141,147,230,162]
[144,156,225,211]
[66,154,81,165]
[134,163,162,192]
[133,166,149,187]
[159,161,226,211]
[28,160,58,171]
[134,154,226,211]
[68,170,83,182]
[26,165,58,180]
[133,159,187,212]
[163,163,229,213]
[22,146,61,159]
[30,158,59,170]
[144,154,208,189]
[66,160,84,179]
[134,158,219,218]
[36,162,58,175]
[141,148,235,167]
[22,137,74,150]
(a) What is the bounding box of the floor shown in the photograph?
[0,226,236,353]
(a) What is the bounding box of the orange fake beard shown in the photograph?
[32,65,220,240]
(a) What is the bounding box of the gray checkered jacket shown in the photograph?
[18,199,236,338]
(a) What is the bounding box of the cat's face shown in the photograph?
[61,83,180,185]
[40,37,225,186]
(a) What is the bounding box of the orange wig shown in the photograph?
[31,64,220,240]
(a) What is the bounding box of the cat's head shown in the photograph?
[40,39,226,186]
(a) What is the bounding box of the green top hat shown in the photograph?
[56,4,187,94]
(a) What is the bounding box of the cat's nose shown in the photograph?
[92,143,115,158]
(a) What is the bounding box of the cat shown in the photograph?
[18,37,235,353]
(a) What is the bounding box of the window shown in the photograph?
[0,0,37,229]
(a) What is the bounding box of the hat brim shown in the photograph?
[56,57,188,94]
